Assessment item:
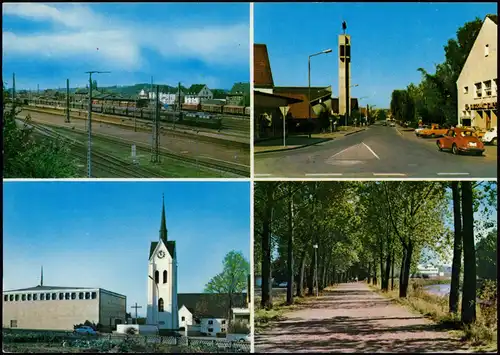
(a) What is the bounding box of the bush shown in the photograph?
[216,332,226,338]
[228,320,250,334]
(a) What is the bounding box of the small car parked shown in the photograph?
[74,326,97,335]
[436,128,485,155]
[482,127,497,146]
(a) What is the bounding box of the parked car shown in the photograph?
[415,125,429,136]
[389,121,396,127]
[481,127,497,145]
[436,128,485,155]
[74,326,97,335]
[419,124,448,138]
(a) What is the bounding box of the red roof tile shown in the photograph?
[254,44,274,88]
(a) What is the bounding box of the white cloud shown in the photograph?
[2,3,249,71]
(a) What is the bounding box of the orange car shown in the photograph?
[419,124,448,138]
[436,128,485,155]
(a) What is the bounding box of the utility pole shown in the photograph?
[85,71,110,178]
[66,79,70,123]
[131,303,142,324]
[151,85,160,163]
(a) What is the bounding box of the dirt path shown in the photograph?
[255,282,471,353]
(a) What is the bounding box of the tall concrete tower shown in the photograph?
[338,34,351,122]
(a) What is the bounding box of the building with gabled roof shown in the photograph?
[184,84,213,104]
[226,82,250,106]
[457,14,497,130]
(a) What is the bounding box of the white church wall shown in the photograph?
[147,240,178,330]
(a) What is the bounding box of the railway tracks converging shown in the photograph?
[28,120,249,177]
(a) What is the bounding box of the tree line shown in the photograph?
[390,14,497,127]
[254,181,497,326]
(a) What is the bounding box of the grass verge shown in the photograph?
[368,282,497,352]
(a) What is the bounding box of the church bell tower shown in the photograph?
[146,195,179,331]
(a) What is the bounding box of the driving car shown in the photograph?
[481,127,497,145]
[74,326,97,335]
[436,128,485,155]
[419,124,448,138]
[389,121,396,127]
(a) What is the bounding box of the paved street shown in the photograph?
[255,282,472,353]
[254,123,497,178]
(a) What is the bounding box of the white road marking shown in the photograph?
[437,172,470,176]
[373,173,407,176]
[305,173,343,176]
[329,144,359,159]
[362,142,380,160]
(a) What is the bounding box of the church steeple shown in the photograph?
[159,194,168,243]
[40,266,43,287]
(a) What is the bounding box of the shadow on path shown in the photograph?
[255,283,471,353]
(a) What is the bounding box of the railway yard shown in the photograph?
[16,105,250,178]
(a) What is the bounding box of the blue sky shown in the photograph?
[2,3,249,91]
[255,2,497,108]
[3,181,250,317]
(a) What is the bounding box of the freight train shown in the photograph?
[181,103,250,116]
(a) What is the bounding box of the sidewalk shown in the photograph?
[255,282,472,353]
[254,127,366,154]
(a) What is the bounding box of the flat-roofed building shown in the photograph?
[2,285,126,332]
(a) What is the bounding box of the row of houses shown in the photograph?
[139,82,250,107]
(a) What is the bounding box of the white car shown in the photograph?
[74,326,97,335]
[482,127,497,145]
[389,121,396,127]
[415,125,429,136]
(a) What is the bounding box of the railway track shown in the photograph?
[28,120,249,177]
[29,122,167,178]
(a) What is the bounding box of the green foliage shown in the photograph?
[476,229,497,281]
[204,250,249,294]
[3,85,79,178]
[228,319,250,334]
[390,16,484,127]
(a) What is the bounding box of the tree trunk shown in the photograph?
[383,248,391,292]
[379,252,385,289]
[373,261,378,286]
[286,192,294,305]
[390,247,395,291]
[399,248,407,297]
[307,256,314,295]
[449,181,462,314]
[297,250,306,297]
[331,265,336,285]
[400,241,413,298]
[367,262,371,284]
[260,187,273,309]
[461,181,476,324]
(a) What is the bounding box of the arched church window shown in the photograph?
[155,271,159,284]
[163,270,167,284]
[158,298,164,312]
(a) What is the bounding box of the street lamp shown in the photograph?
[313,244,319,297]
[308,49,332,137]
[85,70,110,178]
[148,275,159,327]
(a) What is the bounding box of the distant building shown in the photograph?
[415,264,439,278]
[226,82,250,106]
[184,84,213,104]
[2,278,126,332]
[147,88,185,106]
[178,293,248,337]
[457,15,497,129]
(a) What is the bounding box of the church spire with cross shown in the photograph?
[159,193,168,244]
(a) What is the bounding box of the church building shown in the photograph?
[146,195,179,331]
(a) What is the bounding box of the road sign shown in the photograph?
[279,106,290,118]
